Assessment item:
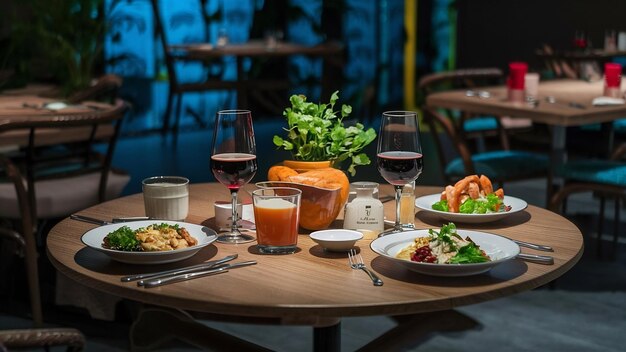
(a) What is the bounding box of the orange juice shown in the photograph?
[254,198,299,247]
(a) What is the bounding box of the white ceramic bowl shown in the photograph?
[309,229,363,252]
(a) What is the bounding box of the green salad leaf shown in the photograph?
[457,193,504,214]
[103,225,141,251]
[273,91,377,176]
[432,200,449,212]
[449,242,490,264]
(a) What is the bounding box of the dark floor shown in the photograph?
[1,126,625,351]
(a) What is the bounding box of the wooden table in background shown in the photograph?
[175,40,344,109]
[0,94,114,149]
[427,79,626,168]
[46,183,583,351]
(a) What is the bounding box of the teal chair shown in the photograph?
[549,143,626,259]
[419,68,550,186]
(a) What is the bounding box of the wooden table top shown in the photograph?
[0,95,115,148]
[426,79,626,127]
[174,40,344,60]
[46,183,583,320]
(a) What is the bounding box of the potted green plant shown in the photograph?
[273,91,377,176]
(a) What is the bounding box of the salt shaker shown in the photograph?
[343,182,384,239]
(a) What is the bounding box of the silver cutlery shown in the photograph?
[142,260,257,288]
[71,214,155,225]
[517,253,554,265]
[120,254,238,283]
[348,249,383,286]
[70,214,110,225]
[512,239,553,252]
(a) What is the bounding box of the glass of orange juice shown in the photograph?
[252,187,301,254]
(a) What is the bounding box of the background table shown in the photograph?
[427,79,626,158]
[46,183,583,351]
[175,40,344,109]
[0,94,115,149]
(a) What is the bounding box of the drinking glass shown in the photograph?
[377,111,423,235]
[211,110,258,243]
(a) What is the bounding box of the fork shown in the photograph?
[348,249,383,286]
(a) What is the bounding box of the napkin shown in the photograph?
[592,97,626,106]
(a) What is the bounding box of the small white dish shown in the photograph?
[309,229,363,252]
[370,229,520,277]
[414,194,527,224]
[81,220,217,264]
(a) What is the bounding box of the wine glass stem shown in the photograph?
[230,190,239,233]
[394,185,402,230]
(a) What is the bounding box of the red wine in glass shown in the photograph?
[211,153,258,191]
[377,151,423,186]
[211,110,257,244]
[377,111,422,235]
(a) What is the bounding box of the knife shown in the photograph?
[142,260,257,288]
[70,214,110,225]
[517,253,554,265]
[512,240,553,252]
[120,254,238,283]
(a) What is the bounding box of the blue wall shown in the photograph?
[105,0,405,133]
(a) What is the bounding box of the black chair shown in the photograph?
[149,0,233,138]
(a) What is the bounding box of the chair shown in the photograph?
[0,328,85,351]
[66,74,123,104]
[419,69,549,186]
[549,143,626,259]
[149,0,233,138]
[0,154,40,326]
[0,99,130,222]
[0,100,130,325]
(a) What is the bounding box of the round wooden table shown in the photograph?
[46,184,583,351]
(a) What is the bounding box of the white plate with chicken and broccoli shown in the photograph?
[81,221,217,264]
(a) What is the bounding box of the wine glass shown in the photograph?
[377,111,423,235]
[211,110,258,243]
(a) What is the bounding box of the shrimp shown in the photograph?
[446,186,459,212]
[468,182,480,199]
[440,190,447,201]
[495,188,504,199]
[479,175,493,195]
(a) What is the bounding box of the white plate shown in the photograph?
[415,194,527,224]
[81,221,217,264]
[370,229,520,277]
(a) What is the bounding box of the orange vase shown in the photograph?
[282,160,333,173]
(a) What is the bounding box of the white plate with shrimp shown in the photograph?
[81,221,217,264]
[415,194,527,224]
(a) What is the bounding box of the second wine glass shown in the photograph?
[211,110,258,243]
[377,111,423,235]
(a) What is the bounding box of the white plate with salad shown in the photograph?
[415,194,527,224]
[81,221,217,264]
[370,224,520,276]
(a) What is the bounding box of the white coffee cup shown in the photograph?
[214,201,243,229]
[142,176,189,221]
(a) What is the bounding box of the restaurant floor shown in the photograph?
[1,127,625,351]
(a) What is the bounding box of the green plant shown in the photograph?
[273,91,377,176]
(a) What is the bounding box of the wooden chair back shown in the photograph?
[418,68,508,182]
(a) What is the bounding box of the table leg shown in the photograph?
[313,321,341,352]
[548,125,568,205]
